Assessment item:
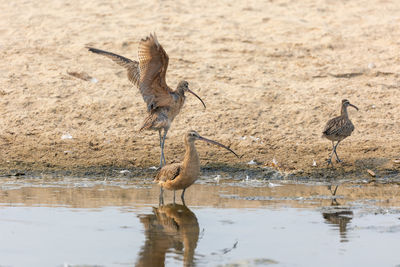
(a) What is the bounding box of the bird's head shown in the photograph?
[184,130,239,158]
[342,99,359,111]
[177,80,206,109]
[185,130,201,142]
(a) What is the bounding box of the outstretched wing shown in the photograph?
[138,33,173,111]
[87,47,140,87]
[154,163,182,183]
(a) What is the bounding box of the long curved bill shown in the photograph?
[198,136,239,158]
[187,89,206,109]
[349,103,359,111]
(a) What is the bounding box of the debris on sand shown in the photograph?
[247,159,257,165]
[61,133,73,140]
[272,158,278,167]
[367,169,376,177]
[67,71,98,83]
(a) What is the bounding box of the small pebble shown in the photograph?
[272,158,278,167]
[367,169,376,177]
[247,159,257,165]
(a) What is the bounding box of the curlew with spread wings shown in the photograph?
[87,33,206,167]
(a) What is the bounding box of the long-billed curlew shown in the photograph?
[322,99,358,165]
[87,33,206,167]
[155,130,239,205]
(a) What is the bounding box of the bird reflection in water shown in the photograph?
[136,203,200,267]
[322,184,353,242]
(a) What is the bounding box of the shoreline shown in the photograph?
[1,158,398,181]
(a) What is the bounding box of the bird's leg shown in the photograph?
[181,188,186,205]
[158,129,163,168]
[160,129,168,165]
[173,190,176,204]
[327,141,335,165]
[333,141,342,163]
[159,187,164,206]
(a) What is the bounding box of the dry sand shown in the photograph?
[1,0,400,178]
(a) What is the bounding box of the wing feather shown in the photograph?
[87,47,140,87]
[154,163,182,183]
[323,116,354,136]
[138,33,172,111]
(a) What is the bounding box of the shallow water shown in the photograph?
[0,177,399,267]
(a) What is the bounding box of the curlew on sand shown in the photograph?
[87,33,206,167]
[322,99,359,165]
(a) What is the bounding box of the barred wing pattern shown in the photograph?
[87,47,140,87]
[138,33,172,111]
[154,163,182,183]
[323,116,354,137]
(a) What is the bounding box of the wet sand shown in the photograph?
[1,0,400,178]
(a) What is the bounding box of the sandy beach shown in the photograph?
[1,0,400,178]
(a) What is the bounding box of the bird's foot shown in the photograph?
[335,158,342,163]
[156,165,163,171]
[326,159,333,166]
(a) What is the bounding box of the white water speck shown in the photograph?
[90,77,98,83]
[246,175,249,181]
[368,62,376,69]
[268,182,282,187]
[272,158,278,166]
[119,170,130,174]
[149,166,158,170]
[214,175,221,183]
[312,159,317,167]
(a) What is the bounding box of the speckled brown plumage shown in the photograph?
[87,33,206,167]
[322,99,358,165]
[155,130,239,205]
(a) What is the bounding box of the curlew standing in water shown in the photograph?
[322,99,358,165]
[87,33,206,167]
[155,130,239,205]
